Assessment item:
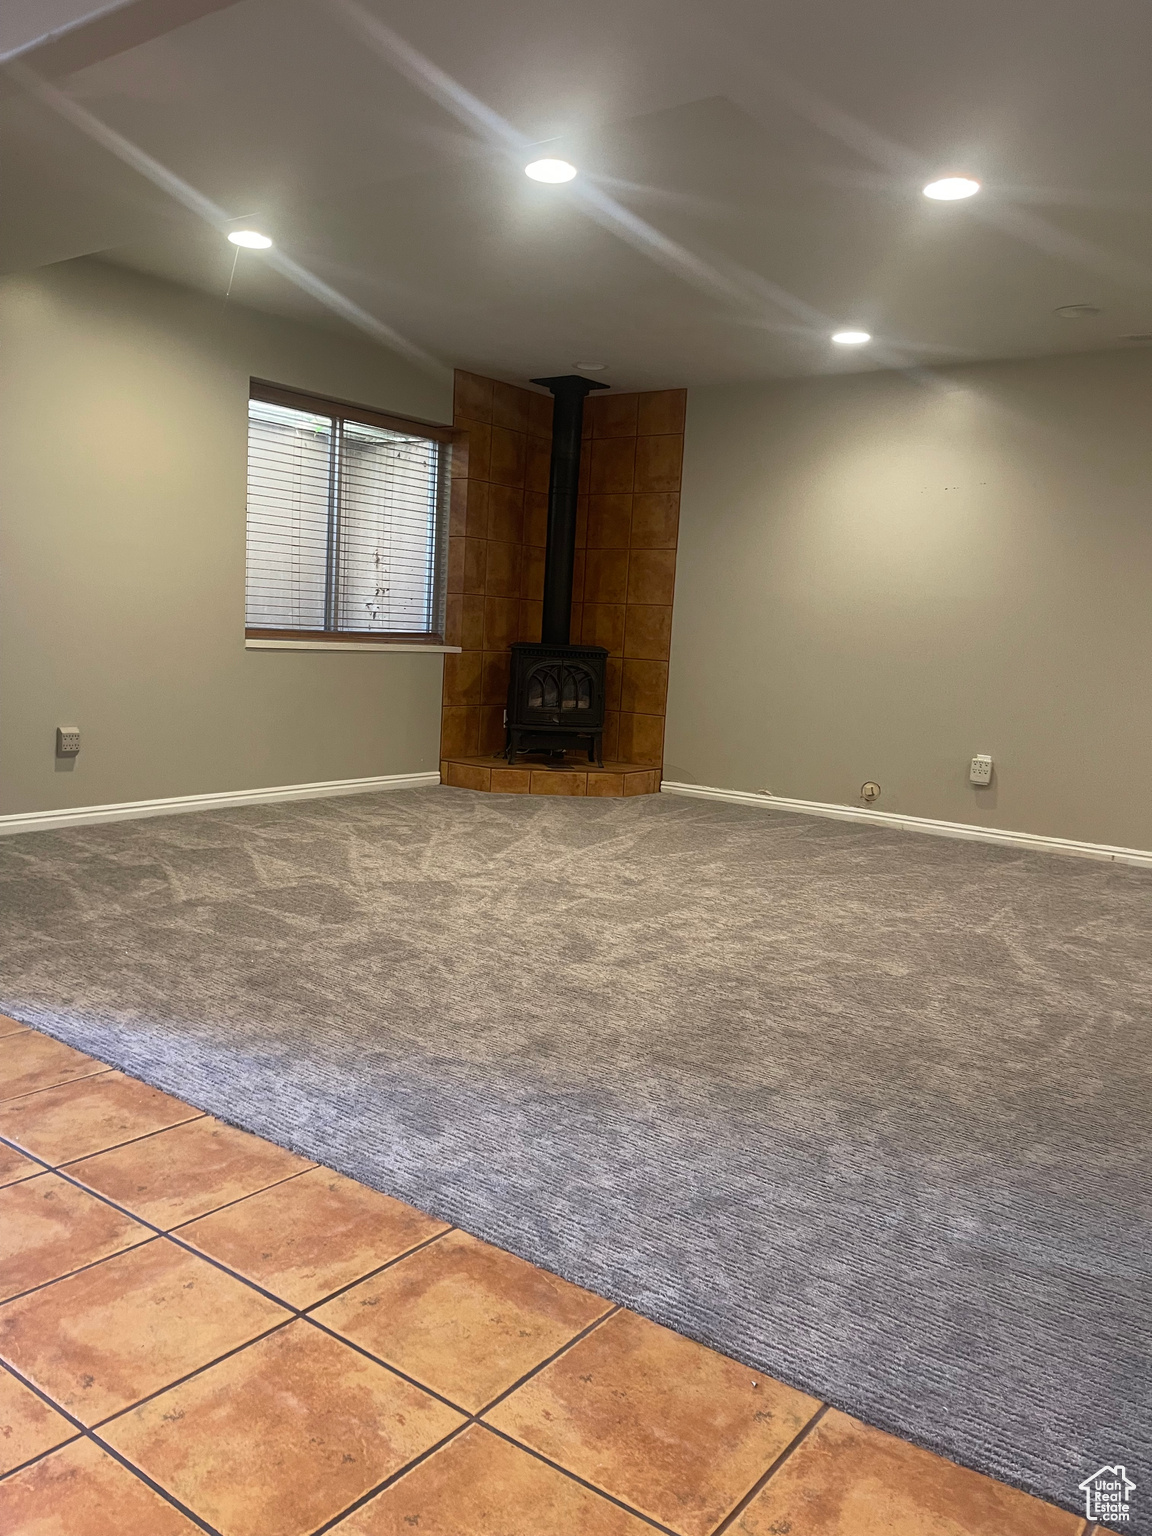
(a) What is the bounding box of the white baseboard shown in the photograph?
[659,781,1152,869]
[0,772,441,836]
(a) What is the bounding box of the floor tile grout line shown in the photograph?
[707,1403,830,1536]
[303,1422,473,1536]
[0,1430,84,1484]
[52,1112,210,1167]
[302,1314,473,1418]
[87,1319,296,1432]
[0,1148,331,1316]
[66,1141,318,1197]
[0,1113,208,1179]
[0,1067,116,1105]
[0,1233,161,1308]
[0,1355,223,1533]
[0,1131,56,1171]
[6,1166,478,1424]
[0,1120,319,1231]
[41,1151,319,1248]
[474,1302,621,1418]
[298,1225,457,1313]
[85,1428,225,1536]
[478,1420,682,1535]
[0,1171,43,1190]
[154,1161,321,1229]
[0,1067,202,1120]
[9,1117,656,1521]
[0,1356,89,1483]
[8,1216,627,1480]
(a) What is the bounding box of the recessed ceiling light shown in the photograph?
[1054,304,1101,318]
[832,330,871,345]
[922,176,981,201]
[228,230,273,248]
[574,361,606,371]
[525,158,577,183]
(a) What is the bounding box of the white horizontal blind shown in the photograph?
[338,420,440,633]
[246,400,331,631]
[245,394,446,636]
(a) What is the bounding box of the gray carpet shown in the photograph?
[1,787,1148,1527]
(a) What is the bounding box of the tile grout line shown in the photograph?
[0,1066,116,1105]
[0,1355,225,1535]
[473,1302,621,1418]
[0,1068,194,1119]
[156,1162,321,1225]
[0,1124,321,1244]
[53,1112,210,1166]
[0,1432,84,1485]
[304,1422,473,1536]
[62,1122,313,1180]
[1,1231,162,1308]
[86,1320,298,1433]
[478,1420,681,1536]
[86,1428,225,1535]
[3,1159,363,1321]
[300,1314,474,1418]
[296,1225,456,1314]
[708,1403,830,1536]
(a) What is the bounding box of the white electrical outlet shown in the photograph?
[970,753,993,785]
[56,727,81,757]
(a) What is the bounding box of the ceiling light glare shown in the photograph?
[228,229,273,248]
[574,361,606,371]
[922,176,981,201]
[831,330,871,345]
[525,158,577,183]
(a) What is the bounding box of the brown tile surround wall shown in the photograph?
[441,372,685,770]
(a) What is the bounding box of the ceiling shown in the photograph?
[4,0,1152,389]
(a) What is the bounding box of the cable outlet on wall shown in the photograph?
[56,727,81,757]
[969,753,993,786]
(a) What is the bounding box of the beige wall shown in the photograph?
[0,258,453,816]
[666,349,1152,850]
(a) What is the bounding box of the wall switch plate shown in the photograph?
[970,753,993,785]
[56,727,80,757]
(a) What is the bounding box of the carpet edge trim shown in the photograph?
[659,781,1152,867]
[0,772,442,835]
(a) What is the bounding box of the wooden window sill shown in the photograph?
[245,638,460,653]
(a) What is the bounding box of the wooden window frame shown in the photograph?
[245,381,454,645]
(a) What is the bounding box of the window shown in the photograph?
[245,382,452,643]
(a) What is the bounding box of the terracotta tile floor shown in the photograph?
[0,1020,1097,1536]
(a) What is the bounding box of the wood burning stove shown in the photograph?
[505,373,609,765]
[505,641,608,763]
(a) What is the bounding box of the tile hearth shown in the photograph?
[440,754,660,797]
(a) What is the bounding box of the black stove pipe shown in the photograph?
[531,373,609,645]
